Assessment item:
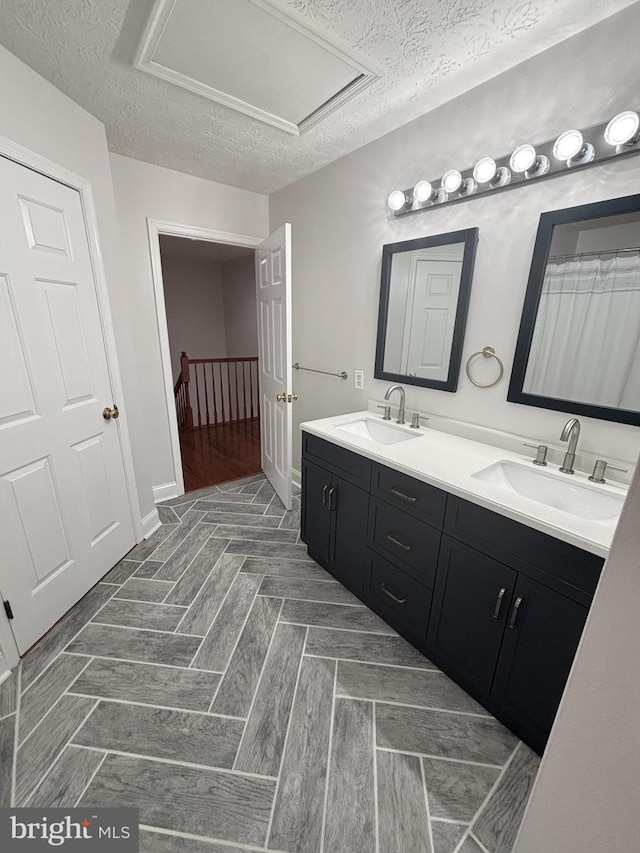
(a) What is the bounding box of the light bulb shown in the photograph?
[510,144,537,173]
[604,111,640,147]
[413,181,433,203]
[441,169,463,193]
[553,130,584,161]
[388,190,408,211]
[473,157,497,184]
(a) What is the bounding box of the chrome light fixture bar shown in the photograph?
[388,110,640,216]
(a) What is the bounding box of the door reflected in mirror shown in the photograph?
[509,194,640,426]
[375,228,478,391]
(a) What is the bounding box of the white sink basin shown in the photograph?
[335,417,422,446]
[472,460,625,523]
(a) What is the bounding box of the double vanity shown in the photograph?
[300,407,628,754]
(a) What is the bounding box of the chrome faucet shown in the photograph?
[384,384,406,425]
[559,418,581,474]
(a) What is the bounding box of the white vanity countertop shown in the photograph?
[300,411,628,558]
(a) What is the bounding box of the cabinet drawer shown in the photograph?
[368,552,432,638]
[444,496,603,600]
[368,497,440,586]
[302,432,371,489]
[371,463,446,527]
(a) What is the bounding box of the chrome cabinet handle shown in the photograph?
[327,487,336,511]
[322,484,330,507]
[508,596,523,630]
[381,583,407,604]
[493,587,506,620]
[390,487,417,503]
[386,533,412,551]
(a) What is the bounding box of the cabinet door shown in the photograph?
[329,475,369,594]
[491,575,588,747]
[428,537,516,694]
[301,457,331,561]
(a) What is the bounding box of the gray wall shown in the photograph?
[269,3,640,475]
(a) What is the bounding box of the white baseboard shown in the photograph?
[292,467,301,490]
[153,481,181,503]
[141,508,162,539]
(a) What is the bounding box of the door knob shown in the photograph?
[276,392,287,402]
[102,405,120,420]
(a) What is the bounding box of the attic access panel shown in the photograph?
[136,0,383,135]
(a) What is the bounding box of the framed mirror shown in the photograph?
[375,228,479,391]
[508,194,640,426]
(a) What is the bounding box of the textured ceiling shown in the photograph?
[0,0,637,194]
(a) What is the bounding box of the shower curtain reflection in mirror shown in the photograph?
[523,248,640,408]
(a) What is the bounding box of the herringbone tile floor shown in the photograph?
[0,474,540,853]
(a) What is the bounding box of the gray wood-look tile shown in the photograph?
[73,700,244,769]
[336,661,486,714]
[153,524,214,582]
[211,596,283,718]
[251,480,276,505]
[81,753,276,846]
[265,492,286,516]
[306,627,435,668]
[323,698,376,853]
[0,671,17,718]
[228,540,313,561]
[140,829,256,852]
[164,538,230,607]
[279,502,302,531]
[458,835,485,853]
[148,511,206,562]
[102,559,141,585]
[124,523,176,561]
[25,745,104,807]
[70,658,220,711]
[260,577,359,606]
[193,493,259,508]
[66,624,201,667]
[173,501,197,517]
[423,757,500,822]
[200,510,282,527]
[92,599,187,632]
[196,501,269,516]
[191,574,261,671]
[209,525,299,543]
[113,578,175,603]
[177,555,245,637]
[268,656,335,853]
[15,694,96,805]
[234,622,306,776]
[0,714,15,807]
[21,584,114,690]
[157,505,180,524]
[19,653,89,744]
[241,556,332,582]
[217,474,265,491]
[431,820,467,853]
[238,481,263,495]
[377,750,432,853]
[133,560,165,578]
[280,600,395,634]
[375,704,518,766]
[472,743,540,853]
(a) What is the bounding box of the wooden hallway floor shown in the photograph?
[179,417,262,492]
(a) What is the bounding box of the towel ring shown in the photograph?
[466,346,504,388]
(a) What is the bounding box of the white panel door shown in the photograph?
[402,257,463,381]
[0,155,135,653]
[255,224,292,510]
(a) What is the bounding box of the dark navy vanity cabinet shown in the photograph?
[301,431,605,754]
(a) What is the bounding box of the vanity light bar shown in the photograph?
[388,110,640,216]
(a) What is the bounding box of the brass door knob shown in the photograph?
[103,405,120,420]
[276,392,287,402]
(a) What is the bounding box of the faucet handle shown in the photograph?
[377,404,391,421]
[523,443,548,466]
[410,412,428,429]
[589,459,628,484]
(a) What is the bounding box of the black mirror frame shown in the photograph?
[374,227,479,392]
[507,193,640,426]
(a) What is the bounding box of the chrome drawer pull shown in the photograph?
[492,587,506,620]
[322,484,330,507]
[508,595,523,630]
[381,583,407,604]
[390,487,417,503]
[386,533,412,551]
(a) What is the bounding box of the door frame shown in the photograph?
[0,134,143,669]
[147,219,263,501]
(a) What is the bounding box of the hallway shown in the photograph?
[179,417,262,491]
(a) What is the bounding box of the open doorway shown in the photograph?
[158,234,261,491]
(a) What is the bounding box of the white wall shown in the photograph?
[109,154,269,500]
[159,252,228,380]
[221,255,259,358]
[269,3,640,474]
